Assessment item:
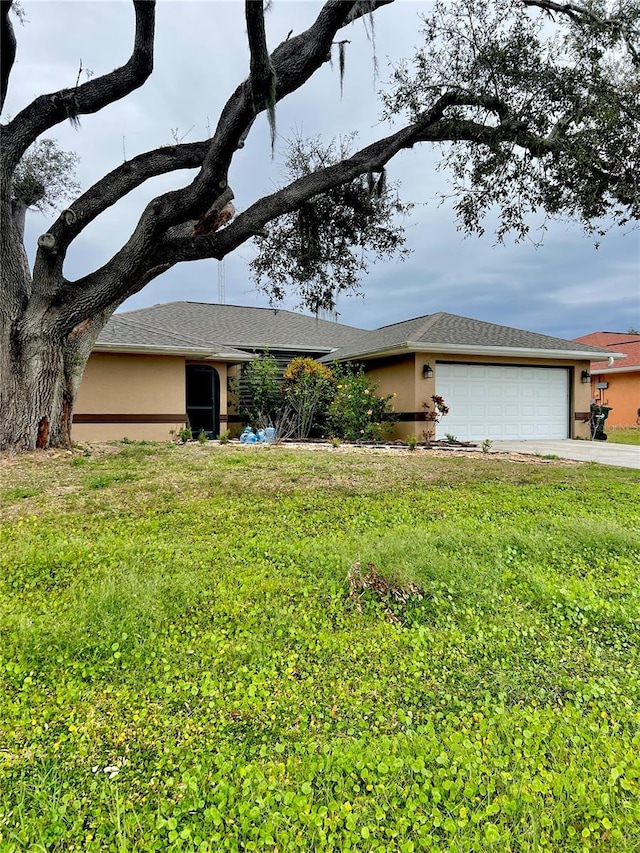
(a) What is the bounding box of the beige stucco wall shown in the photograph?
[226,364,242,436]
[364,354,418,441]
[591,371,640,427]
[73,352,186,443]
[363,353,593,440]
[73,353,230,443]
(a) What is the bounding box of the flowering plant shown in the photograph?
[326,364,397,441]
[422,394,450,441]
[282,357,335,438]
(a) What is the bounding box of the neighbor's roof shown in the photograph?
[574,332,640,372]
[321,312,618,362]
[98,301,369,356]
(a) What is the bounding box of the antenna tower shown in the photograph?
[218,259,226,304]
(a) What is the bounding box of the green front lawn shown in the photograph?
[1,443,639,851]
[607,427,640,446]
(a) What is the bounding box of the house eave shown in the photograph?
[591,365,639,375]
[92,343,253,362]
[330,342,618,362]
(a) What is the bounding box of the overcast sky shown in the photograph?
[5,0,639,339]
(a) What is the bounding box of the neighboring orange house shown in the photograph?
[574,332,640,428]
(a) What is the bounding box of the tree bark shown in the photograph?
[0,278,103,451]
[1,194,104,451]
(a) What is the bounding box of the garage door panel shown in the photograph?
[436,364,569,441]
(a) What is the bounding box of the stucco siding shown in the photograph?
[591,372,640,427]
[73,353,187,443]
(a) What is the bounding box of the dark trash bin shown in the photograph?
[590,403,612,441]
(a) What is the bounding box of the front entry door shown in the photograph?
[186,365,219,438]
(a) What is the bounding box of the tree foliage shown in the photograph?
[250,135,412,312]
[383,0,639,241]
[11,138,80,211]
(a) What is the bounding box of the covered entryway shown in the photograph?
[186,364,220,438]
[435,363,570,440]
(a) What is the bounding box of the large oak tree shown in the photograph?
[1,0,638,451]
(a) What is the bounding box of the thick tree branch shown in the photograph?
[246,0,276,148]
[148,0,396,230]
[246,0,274,107]
[44,140,212,255]
[50,187,234,331]
[155,96,540,266]
[0,0,16,114]
[2,0,155,172]
[523,0,603,25]
[47,0,398,320]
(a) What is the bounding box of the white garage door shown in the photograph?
[435,363,570,441]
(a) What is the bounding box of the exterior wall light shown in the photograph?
[581,369,591,384]
[422,363,434,379]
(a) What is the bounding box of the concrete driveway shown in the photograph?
[489,440,640,470]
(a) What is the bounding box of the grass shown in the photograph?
[1,442,639,851]
[607,427,640,446]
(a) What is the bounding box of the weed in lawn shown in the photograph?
[2,486,39,500]
[86,472,138,490]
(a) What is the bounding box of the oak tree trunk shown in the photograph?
[0,316,87,452]
[0,202,98,452]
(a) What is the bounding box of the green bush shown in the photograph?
[282,357,335,439]
[240,352,281,428]
[326,364,397,441]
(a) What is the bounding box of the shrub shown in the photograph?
[422,394,450,442]
[326,364,396,442]
[240,352,281,428]
[282,357,335,439]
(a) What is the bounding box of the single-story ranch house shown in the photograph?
[72,302,620,444]
[574,331,640,428]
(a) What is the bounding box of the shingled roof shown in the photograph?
[98,301,368,356]
[97,302,615,362]
[574,332,640,371]
[320,312,615,361]
[95,311,251,360]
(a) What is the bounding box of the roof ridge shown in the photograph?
[118,300,368,333]
[410,311,446,340]
[374,312,435,332]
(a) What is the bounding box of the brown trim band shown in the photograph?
[73,413,187,424]
[219,414,228,423]
[574,412,591,421]
[397,412,428,422]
